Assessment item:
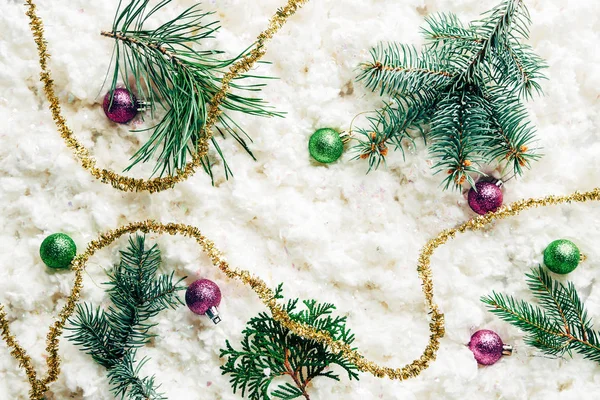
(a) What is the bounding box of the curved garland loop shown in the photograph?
[24,0,309,193]
[9,0,600,399]
[1,189,600,398]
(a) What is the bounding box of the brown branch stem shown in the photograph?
[101,30,185,69]
[369,61,455,78]
[283,348,311,400]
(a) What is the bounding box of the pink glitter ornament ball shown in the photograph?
[468,181,503,215]
[185,279,222,324]
[103,88,138,124]
[468,329,512,365]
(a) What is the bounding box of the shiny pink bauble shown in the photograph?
[468,181,503,215]
[103,88,138,124]
[185,279,221,315]
[468,329,505,365]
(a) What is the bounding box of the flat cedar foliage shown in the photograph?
[220,284,359,400]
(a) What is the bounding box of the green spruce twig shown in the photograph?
[104,0,280,179]
[482,266,600,363]
[67,235,186,399]
[354,0,546,190]
[220,284,359,400]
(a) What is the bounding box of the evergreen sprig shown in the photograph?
[354,0,546,190]
[482,266,600,363]
[220,284,359,400]
[67,235,186,399]
[104,0,279,179]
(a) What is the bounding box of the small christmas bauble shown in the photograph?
[40,233,77,269]
[544,239,580,274]
[308,128,344,164]
[185,279,222,324]
[468,181,503,215]
[103,88,138,124]
[468,329,512,365]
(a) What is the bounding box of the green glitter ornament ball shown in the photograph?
[543,239,580,274]
[40,233,77,269]
[308,128,344,164]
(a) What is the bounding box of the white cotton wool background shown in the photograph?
[0,0,599,399]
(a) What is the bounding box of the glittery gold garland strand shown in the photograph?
[2,188,599,398]
[23,0,308,193]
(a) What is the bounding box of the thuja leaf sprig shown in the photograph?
[67,235,186,399]
[482,266,600,363]
[104,0,280,179]
[354,0,547,190]
[220,284,359,400]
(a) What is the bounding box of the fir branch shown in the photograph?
[358,43,456,97]
[484,87,540,175]
[104,0,279,179]
[482,266,600,363]
[67,304,120,368]
[492,41,547,98]
[355,0,547,190]
[422,12,484,47]
[351,94,435,170]
[108,353,166,400]
[220,284,359,400]
[459,0,528,83]
[67,235,186,399]
[428,88,490,189]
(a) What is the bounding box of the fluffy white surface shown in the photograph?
[1,0,600,399]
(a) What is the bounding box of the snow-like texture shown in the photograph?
[0,0,599,399]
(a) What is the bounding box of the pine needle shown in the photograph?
[104,0,280,180]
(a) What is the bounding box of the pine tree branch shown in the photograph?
[351,94,435,170]
[101,30,186,69]
[526,267,572,335]
[483,266,600,364]
[358,43,456,97]
[483,293,564,338]
[422,12,484,47]
[68,235,186,399]
[564,282,590,342]
[429,89,490,189]
[66,304,119,368]
[362,61,456,81]
[484,87,540,175]
[104,0,279,180]
[108,353,166,400]
[493,41,547,98]
[354,0,545,190]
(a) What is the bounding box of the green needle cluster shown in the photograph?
[354,0,547,190]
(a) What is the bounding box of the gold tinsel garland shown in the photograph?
[2,192,600,398]
[2,0,598,399]
[24,0,309,193]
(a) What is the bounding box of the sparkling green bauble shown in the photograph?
[40,233,77,269]
[308,128,344,164]
[543,239,580,274]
